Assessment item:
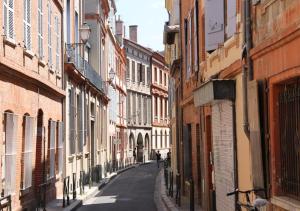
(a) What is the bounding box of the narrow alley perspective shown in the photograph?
[0,0,299,210]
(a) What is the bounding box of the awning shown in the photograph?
[193,79,235,107]
[163,23,179,45]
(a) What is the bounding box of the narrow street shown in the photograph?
[77,163,160,211]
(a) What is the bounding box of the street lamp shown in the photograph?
[79,23,91,44]
[109,68,116,82]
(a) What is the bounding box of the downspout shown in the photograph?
[242,0,253,137]
[232,101,239,210]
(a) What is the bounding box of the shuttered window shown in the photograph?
[147,98,151,124]
[194,0,199,71]
[143,96,147,125]
[3,0,14,40]
[226,0,236,38]
[133,93,136,124]
[48,1,52,67]
[38,0,43,59]
[131,61,135,82]
[4,113,18,195]
[188,14,192,77]
[57,121,63,174]
[127,92,131,123]
[55,16,61,74]
[77,93,83,153]
[23,0,31,50]
[49,120,56,178]
[126,59,130,79]
[22,116,34,190]
[138,94,142,124]
[69,88,76,154]
[147,67,151,85]
[205,0,224,51]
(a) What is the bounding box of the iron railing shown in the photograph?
[279,84,300,200]
[65,44,108,95]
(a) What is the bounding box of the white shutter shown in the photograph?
[38,0,43,59]
[48,1,52,67]
[4,0,14,39]
[226,0,237,38]
[49,121,56,178]
[23,0,31,50]
[4,113,18,195]
[205,0,224,51]
[55,16,60,74]
[23,116,34,189]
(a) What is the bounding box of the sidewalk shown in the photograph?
[158,169,201,211]
[45,164,137,211]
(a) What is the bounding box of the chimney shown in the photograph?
[129,25,138,43]
[115,15,124,45]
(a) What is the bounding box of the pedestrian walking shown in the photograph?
[167,150,171,167]
[133,148,137,164]
[156,150,161,168]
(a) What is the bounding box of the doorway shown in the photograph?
[137,133,143,162]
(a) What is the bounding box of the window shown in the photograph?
[147,67,151,85]
[69,88,75,155]
[154,97,158,118]
[164,73,167,86]
[3,0,14,40]
[38,0,43,59]
[4,112,17,195]
[22,115,34,190]
[133,93,136,124]
[188,14,192,77]
[48,1,52,67]
[160,130,163,148]
[127,92,131,122]
[143,96,147,125]
[23,0,31,50]
[55,16,61,74]
[165,131,168,148]
[154,68,157,82]
[184,18,189,78]
[132,61,135,82]
[77,93,83,153]
[142,65,145,84]
[138,95,142,124]
[155,130,158,149]
[126,59,130,79]
[194,0,199,70]
[160,98,163,119]
[48,120,56,179]
[165,99,168,120]
[160,70,162,84]
[57,121,63,174]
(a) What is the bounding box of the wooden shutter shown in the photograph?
[38,0,43,59]
[69,88,76,154]
[55,16,60,74]
[57,121,64,174]
[49,121,56,178]
[248,80,264,188]
[77,92,83,153]
[205,0,224,51]
[4,0,14,39]
[48,1,52,67]
[23,116,34,189]
[226,0,236,38]
[23,0,31,50]
[5,113,18,195]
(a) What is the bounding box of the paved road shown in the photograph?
[77,163,160,211]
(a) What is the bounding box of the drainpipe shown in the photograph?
[232,101,239,209]
[242,0,253,137]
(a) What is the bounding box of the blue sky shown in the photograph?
[115,0,168,51]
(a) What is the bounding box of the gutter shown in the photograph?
[242,0,253,137]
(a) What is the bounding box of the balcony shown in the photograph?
[65,44,107,95]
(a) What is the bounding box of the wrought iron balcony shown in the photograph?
[65,44,108,95]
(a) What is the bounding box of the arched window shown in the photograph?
[155,130,158,149]
[165,131,168,148]
[160,130,163,149]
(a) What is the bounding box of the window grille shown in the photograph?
[49,120,56,179]
[23,0,31,50]
[38,0,43,59]
[22,116,34,190]
[4,113,18,195]
[57,121,63,174]
[3,0,14,39]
